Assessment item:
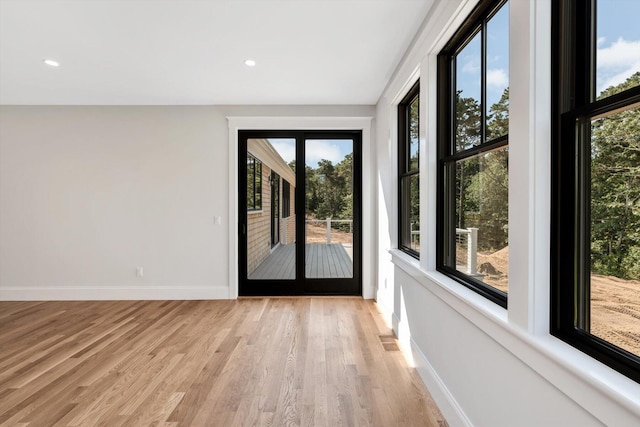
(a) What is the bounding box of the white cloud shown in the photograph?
[597,37,640,92]
[306,140,345,166]
[487,68,508,88]
[269,139,348,167]
[597,37,640,68]
[269,140,296,163]
[462,59,480,74]
[600,62,640,91]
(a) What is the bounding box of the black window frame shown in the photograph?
[283,179,291,218]
[247,153,262,211]
[398,80,421,258]
[437,0,509,308]
[551,0,640,383]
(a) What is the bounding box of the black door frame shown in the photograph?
[238,129,362,296]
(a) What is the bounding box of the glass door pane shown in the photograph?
[305,139,354,278]
[246,138,296,280]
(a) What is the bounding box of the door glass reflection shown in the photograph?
[246,138,296,280]
[305,139,354,278]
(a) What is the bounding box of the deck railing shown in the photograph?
[456,227,478,275]
[305,219,352,244]
[411,224,478,275]
[410,223,420,251]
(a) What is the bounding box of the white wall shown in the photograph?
[0,105,374,300]
[375,0,640,426]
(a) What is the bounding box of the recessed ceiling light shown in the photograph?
[43,59,60,67]
[244,59,256,67]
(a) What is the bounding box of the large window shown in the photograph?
[551,0,640,382]
[398,81,420,257]
[437,0,509,307]
[247,153,262,211]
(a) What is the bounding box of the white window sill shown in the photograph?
[389,248,508,325]
[387,248,640,422]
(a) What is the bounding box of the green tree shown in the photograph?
[455,93,482,229]
[315,159,343,219]
[336,153,353,220]
[590,72,640,279]
[474,87,510,250]
[305,165,320,214]
[457,87,509,251]
[467,149,508,250]
[487,87,509,140]
[456,91,481,151]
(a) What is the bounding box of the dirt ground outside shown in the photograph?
[591,274,640,357]
[456,245,509,292]
[456,245,640,356]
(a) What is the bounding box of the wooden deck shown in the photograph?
[248,243,353,280]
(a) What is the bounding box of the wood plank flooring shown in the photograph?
[249,244,296,280]
[305,244,352,279]
[248,244,354,280]
[0,298,447,427]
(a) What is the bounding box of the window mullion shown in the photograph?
[576,116,592,332]
[446,160,457,268]
[589,0,597,103]
[447,135,509,162]
[481,20,488,145]
[451,56,458,157]
[253,158,257,210]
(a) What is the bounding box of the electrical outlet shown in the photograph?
[136,267,144,277]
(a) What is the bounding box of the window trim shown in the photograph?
[551,0,640,383]
[436,0,509,308]
[398,80,420,258]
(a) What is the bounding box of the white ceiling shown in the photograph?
[0,0,433,105]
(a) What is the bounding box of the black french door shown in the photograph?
[238,130,362,296]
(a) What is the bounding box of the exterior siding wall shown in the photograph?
[247,166,297,275]
[247,165,271,276]
[281,182,296,244]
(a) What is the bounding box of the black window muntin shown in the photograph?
[247,153,262,211]
[398,80,420,257]
[437,0,509,308]
[551,0,640,383]
[283,179,291,218]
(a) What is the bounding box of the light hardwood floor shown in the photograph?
[0,298,447,426]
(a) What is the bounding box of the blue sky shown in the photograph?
[596,0,640,94]
[268,138,352,169]
[456,2,509,110]
[456,0,640,106]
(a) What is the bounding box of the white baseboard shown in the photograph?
[410,337,473,427]
[374,292,394,328]
[390,311,471,427]
[392,311,401,334]
[0,286,231,301]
